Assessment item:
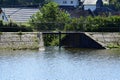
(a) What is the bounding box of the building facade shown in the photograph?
[52,0,109,11]
[84,0,109,11]
[84,0,109,5]
[52,0,81,7]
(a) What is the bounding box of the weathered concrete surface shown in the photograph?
[61,32,120,49]
[87,32,120,48]
[0,32,119,49]
[0,32,44,50]
[61,33,105,49]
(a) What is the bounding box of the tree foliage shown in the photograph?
[63,16,120,32]
[109,0,120,11]
[29,2,70,31]
[0,20,32,32]
[29,1,120,32]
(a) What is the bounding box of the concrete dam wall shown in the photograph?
[61,32,120,49]
[0,32,44,50]
[87,32,120,48]
[61,33,105,49]
[0,32,119,50]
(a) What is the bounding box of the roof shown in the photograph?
[68,9,92,17]
[2,8,39,22]
[94,7,114,16]
[94,7,114,12]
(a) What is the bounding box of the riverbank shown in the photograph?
[0,32,119,50]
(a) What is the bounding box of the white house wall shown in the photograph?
[103,0,109,4]
[52,0,79,7]
[84,5,96,11]
[84,0,109,5]
[84,0,109,11]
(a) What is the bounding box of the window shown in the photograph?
[63,1,67,4]
[71,1,73,4]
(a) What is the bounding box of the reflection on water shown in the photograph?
[0,47,120,80]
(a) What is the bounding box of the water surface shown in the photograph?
[0,47,120,80]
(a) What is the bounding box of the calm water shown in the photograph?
[0,47,120,80]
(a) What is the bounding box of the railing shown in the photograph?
[0,24,119,48]
[0,22,120,32]
[0,26,119,32]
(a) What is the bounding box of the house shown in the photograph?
[59,0,111,17]
[52,0,82,7]
[84,0,109,5]
[52,0,95,17]
[1,8,39,22]
[52,0,109,11]
[0,8,8,22]
[94,0,113,16]
[84,0,109,11]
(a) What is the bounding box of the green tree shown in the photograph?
[29,2,70,31]
[109,0,120,11]
[29,2,70,46]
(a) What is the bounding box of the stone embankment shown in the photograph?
[85,32,120,48]
[0,32,44,50]
[61,32,120,49]
[0,32,119,50]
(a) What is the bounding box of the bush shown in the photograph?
[0,22,33,32]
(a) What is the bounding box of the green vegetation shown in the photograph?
[30,14,120,32]
[29,2,120,32]
[0,2,120,46]
[0,21,33,32]
[0,31,2,41]
[69,16,120,32]
[107,43,120,49]
[43,34,58,46]
[28,2,120,46]
[29,2,70,46]
[29,2,70,31]
[0,31,3,35]
[0,2,119,33]
[109,0,120,11]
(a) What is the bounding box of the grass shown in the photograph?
[107,43,120,49]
